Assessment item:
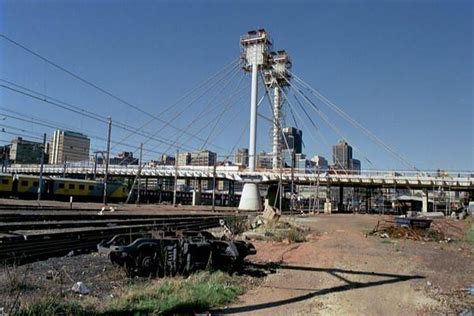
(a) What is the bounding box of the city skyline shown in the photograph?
[0,1,472,171]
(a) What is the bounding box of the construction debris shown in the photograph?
[72,281,90,295]
[369,220,448,242]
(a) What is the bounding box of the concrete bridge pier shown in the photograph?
[422,189,429,213]
[338,185,344,212]
[192,180,202,206]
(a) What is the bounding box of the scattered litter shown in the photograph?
[380,233,389,239]
[427,281,432,287]
[46,269,59,280]
[72,281,90,295]
[65,250,75,257]
[464,285,474,295]
[109,206,115,213]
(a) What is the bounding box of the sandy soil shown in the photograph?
[0,213,472,315]
[224,215,474,315]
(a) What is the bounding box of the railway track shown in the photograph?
[0,213,244,265]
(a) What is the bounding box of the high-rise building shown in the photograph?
[0,145,10,168]
[10,137,45,164]
[332,140,361,173]
[256,151,272,169]
[189,150,217,166]
[282,127,303,154]
[332,140,352,170]
[157,154,175,166]
[311,155,329,171]
[49,130,90,164]
[234,148,249,167]
[177,152,191,166]
[109,152,138,165]
[349,158,361,174]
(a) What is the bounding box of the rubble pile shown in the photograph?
[369,221,448,242]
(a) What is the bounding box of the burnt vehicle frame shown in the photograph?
[98,230,256,277]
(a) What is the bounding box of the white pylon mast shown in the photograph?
[240,29,272,171]
[265,50,292,170]
[238,29,271,211]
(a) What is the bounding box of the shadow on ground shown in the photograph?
[217,262,425,314]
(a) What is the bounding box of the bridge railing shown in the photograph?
[6,164,473,181]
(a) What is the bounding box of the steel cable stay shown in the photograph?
[290,92,349,170]
[1,61,241,152]
[275,81,349,175]
[121,78,249,166]
[161,84,249,157]
[199,74,248,150]
[156,70,247,156]
[146,66,244,154]
[291,88,375,171]
[207,75,273,163]
[114,71,247,165]
[111,59,241,150]
[289,71,419,172]
[282,77,376,171]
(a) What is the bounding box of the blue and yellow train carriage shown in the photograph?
[14,174,47,198]
[0,173,14,196]
[50,178,128,201]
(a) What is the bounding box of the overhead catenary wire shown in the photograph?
[0,34,236,151]
[0,84,219,155]
[0,80,227,153]
[0,110,187,160]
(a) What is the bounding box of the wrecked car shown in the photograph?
[98,230,256,277]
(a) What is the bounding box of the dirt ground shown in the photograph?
[0,214,473,315]
[225,214,474,315]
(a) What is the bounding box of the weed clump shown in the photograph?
[15,271,244,316]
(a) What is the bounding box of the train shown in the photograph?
[0,173,128,202]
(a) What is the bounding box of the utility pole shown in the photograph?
[137,143,143,205]
[290,149,295,213]
[315,165,321,213]
[173,149,178,207]
[63,156,67,178]
[279,166,283,212]
[212,161,217,212]
[93,152,98,180]
[37,133,46,201]
[103,117,112,205]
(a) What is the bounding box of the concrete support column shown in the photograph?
[422,189,429,213]
[338,185,344,212]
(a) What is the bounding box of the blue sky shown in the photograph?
[0,0,472,171]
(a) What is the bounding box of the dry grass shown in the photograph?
[14,271,244,316]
